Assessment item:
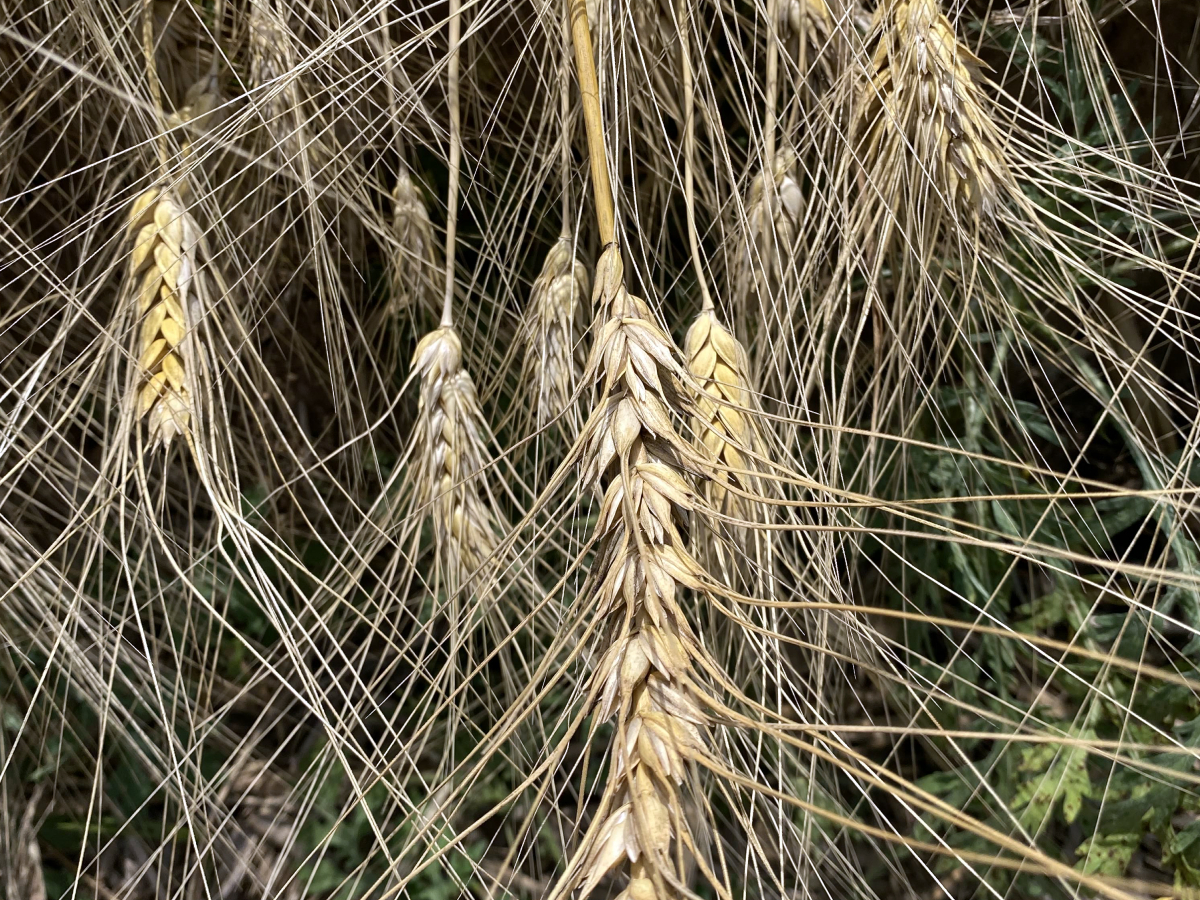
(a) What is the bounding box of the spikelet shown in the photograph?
[520,238,590,430]
[855,0,1013,227]
[247,0,301,165]
[684,311,758,521]
[389,169,438,318]
[559,247,717,900]
[126,187,200,449]
[412,326,501,594]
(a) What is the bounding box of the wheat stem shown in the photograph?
[441,0,463,326]
[569,0,613,245]
[560,0,572,238]
[678,0,714,314]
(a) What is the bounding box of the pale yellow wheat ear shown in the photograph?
[853,0,1013,244]
[124,75,221,453]
[412,326,502,602]
[389,168,439,320]
[684,310,759,522]
[126,186,201,450]
[520,237,590,433]
[554,245,720,900]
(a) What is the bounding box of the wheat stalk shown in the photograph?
[520,238,590,431]
[855,0,1013,228]
[412,326,502,598]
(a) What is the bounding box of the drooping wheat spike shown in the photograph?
[739,148,804,303]
[558,246,717,900]
[247,0,301,166]
[519,238,590,432]
[389,168,439,319]
[854,0,1013,231]
[126,187,200,450]
[167,73,220,176]
[684,310,758,521]
[412,326,502,597]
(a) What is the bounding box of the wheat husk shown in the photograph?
[247,0,301,165]
[778,0,836,83]
[739,148,804,302]
[126,187,201,449]
[520,237,590,431]
[684,310,759,521]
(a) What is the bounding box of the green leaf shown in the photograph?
[1075,833,1139,877]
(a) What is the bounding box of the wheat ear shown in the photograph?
[412,327,501,595]
[389,168,438,319]
[684,311,759,521]
[856,0,1013,225]
[743,148,804,292]
[778,0,835,85]
[125,74,221,451]
[520,238,590,431]
[247,0,301,165]
[560,246,715,900]
[126,187,200,449]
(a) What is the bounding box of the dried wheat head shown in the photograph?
[520,238,590,430]
[412,326,501,593]
[779,0,836,83]
[855,0,1012,227]
[685,310,758,520]
[390,169,438,318]
[126,188,201,449]
[247,0,303,165]
[739,148,804,299]
[558,246,719,900]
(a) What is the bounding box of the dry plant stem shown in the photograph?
[677,0,714,314]
[442,0,463,324]
[763,0,780,213]
[569,0,614,245]
[560,0,572,235]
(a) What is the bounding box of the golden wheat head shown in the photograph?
[685,310,759,520]
[390,169,438,319]
[554,246,725,900]
[126,188,200,449]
